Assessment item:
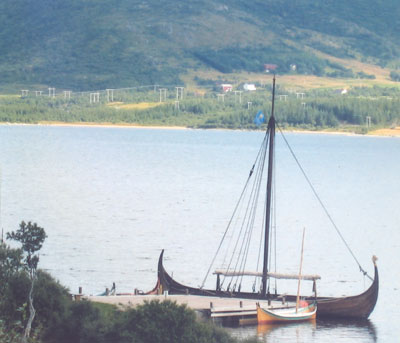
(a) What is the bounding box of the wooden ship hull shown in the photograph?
[156,250,379,320]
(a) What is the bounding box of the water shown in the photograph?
[0,124,399,342]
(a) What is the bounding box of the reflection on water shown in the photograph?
[227,319,376,342]
[316,319,377,342]
[257,320,316,335]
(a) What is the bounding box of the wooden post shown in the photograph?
[216,274,220,291]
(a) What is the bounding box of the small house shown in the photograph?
[243,83,256,91]
[220,84,233,92]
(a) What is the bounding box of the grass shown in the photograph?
[107,102,163,110]
[0,94,20,98]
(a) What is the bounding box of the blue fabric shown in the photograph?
[254,110,265,126]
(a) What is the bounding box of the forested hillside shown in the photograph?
[0,0,399,91]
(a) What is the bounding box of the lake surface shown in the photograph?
[0,124,399,342]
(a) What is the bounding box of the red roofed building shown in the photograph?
[264,64,278,73]
[220,84,233,92]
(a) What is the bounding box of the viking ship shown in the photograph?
[154,76,379,319]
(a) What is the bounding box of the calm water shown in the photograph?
[0,125,399,342]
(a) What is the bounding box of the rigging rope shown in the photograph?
[224,146,265,289]
[237,142,267,288]
[252,132,271,292]
[200,131,269,289]
[276,123,373,281]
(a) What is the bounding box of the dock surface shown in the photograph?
[86,294,269,310]
[85,294,291,324]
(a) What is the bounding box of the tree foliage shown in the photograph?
[6,221,47,342]
[390,71,400,82]
[7,222,47,277]
[1,86,399,132]
[45,300,238,343]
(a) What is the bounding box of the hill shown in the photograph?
[0,0,399,91]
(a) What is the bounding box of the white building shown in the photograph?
[243,83,256,91]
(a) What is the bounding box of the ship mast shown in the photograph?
[262,76,276,297]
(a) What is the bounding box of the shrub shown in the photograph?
[45,299,237,343]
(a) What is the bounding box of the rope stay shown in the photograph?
[276,123,372,281]
[200,131,269,289]
[202,116,372,292]
[222,130,269,290]
[236,137,268,289]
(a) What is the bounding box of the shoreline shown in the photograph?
[0,121,190,131]
[1,121,400,138]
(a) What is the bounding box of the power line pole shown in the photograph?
[175,87,184,100]
[279,95,288,101]
[234,90,242,104]
[64,91,71,100]
[159,88,167,102]
[106,89,114,102]
[90,92,100,104]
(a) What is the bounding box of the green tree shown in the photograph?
[0,240,23,294]
[0,241,25,341]
[390,71,400,82]
[7,221,47,343]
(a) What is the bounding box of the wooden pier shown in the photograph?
[84,294,291,325]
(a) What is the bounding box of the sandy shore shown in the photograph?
[0,121,189,130]
[1,121,400,137]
